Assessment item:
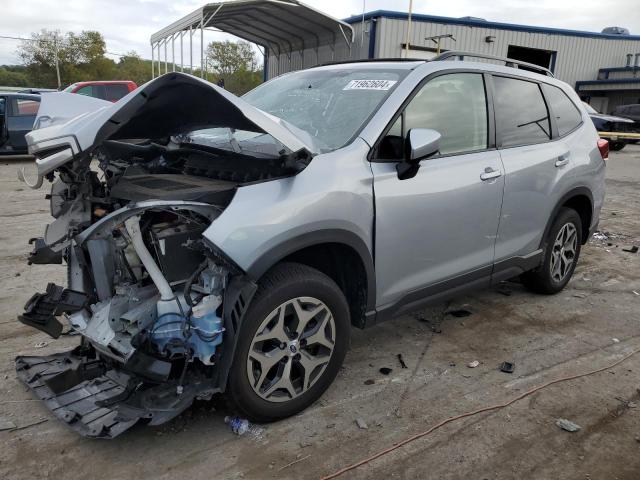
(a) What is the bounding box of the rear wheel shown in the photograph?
[522,207,582,294]
[228,262,350,422]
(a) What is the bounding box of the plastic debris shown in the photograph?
[500,361,515,373]
[633,291,640,296]
[612,338,620,343]
[379,367,393,375]
[556,418,581,432]
[224,416,263,439]
[355,418,368,429]
[622,245,639,253]
[34,341,48,349]
[467,360,480,368]
[397,354,407,369]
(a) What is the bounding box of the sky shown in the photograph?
[1,0,639,66]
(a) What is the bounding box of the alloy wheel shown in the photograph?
[246,296,336,402]
[550,222,578,282]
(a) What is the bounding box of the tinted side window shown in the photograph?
[76,86,93,96]
[541,84,582,136]
[404,73,488,155]
[104,84,129,101]
[493,76,550,147]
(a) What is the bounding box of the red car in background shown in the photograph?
[63,80,137,102]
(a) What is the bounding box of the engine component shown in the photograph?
[109,173,235,203]
[149,221,206,284]
[68,284,158,362]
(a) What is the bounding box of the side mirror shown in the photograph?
[396,128,441,180]
[406,128,441,162]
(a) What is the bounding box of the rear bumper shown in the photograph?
[15,346,217,439]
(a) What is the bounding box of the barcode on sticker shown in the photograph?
[343,80,397,91]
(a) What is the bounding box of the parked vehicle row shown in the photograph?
[1,81,137,154]
[14,53,606,437]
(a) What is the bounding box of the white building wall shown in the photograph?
[377,17,640,87]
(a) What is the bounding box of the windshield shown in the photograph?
[242,68,406,151]
[582,102,599,114]
[186,68,407,156]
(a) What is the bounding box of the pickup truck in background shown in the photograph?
[583,101,637,151]
[63,80,137,102]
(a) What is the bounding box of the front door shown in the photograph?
[6,96,39,151]
[371,72,504,310]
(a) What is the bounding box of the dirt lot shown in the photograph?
[0,147,639,480]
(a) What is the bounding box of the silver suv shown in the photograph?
[15,52,606,438]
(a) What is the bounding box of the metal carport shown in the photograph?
[150,0,354,79]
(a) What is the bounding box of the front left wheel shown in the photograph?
[228,262,350,422]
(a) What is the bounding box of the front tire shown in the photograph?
[228,262,350,422]
[522,207,582,294]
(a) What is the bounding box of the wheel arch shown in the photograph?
[246,230,376,328]
[542,187,594,246]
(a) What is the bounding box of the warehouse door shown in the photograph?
[507,45,556,73]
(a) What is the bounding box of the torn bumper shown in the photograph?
[15,347,218,439]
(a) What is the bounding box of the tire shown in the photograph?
[610,141,626,151]
[522,207,583,294]
[228,262,350,422]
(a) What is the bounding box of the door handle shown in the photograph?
[480,167,502,181]
[555,153,570,167]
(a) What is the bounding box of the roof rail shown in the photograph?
[433,51,554,77]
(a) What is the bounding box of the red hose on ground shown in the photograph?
[320,349,640,480]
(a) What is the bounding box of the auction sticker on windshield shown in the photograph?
[343,79,397,91]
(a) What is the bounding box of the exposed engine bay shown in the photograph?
[15,118,311,437]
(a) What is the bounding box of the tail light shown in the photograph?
[597,138,609,161]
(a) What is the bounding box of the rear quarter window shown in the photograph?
[493,76,551,148]
[541,84,583,136]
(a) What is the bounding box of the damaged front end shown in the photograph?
[14,72,314,438]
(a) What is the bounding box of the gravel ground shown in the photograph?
[0,146,638,480]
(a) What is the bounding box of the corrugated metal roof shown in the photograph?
[344,10,640,42]
[150,0,354,53]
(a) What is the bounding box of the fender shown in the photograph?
[246,229,377,314]
[540,186,594,248]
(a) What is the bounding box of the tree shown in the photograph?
[115,51,153,86]
[0,67,28,87]
[205,40,262,95]
[16,29,115,88]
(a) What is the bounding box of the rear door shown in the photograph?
[492,75,581,275]
[371,72,505,310]
[6,96,40,150]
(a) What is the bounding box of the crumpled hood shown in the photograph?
[21,73,317,188]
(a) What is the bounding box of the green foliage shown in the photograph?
[204,40,262,95]
[8,29,262,95]
[206,40,259,76]
[0,67,29,87]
